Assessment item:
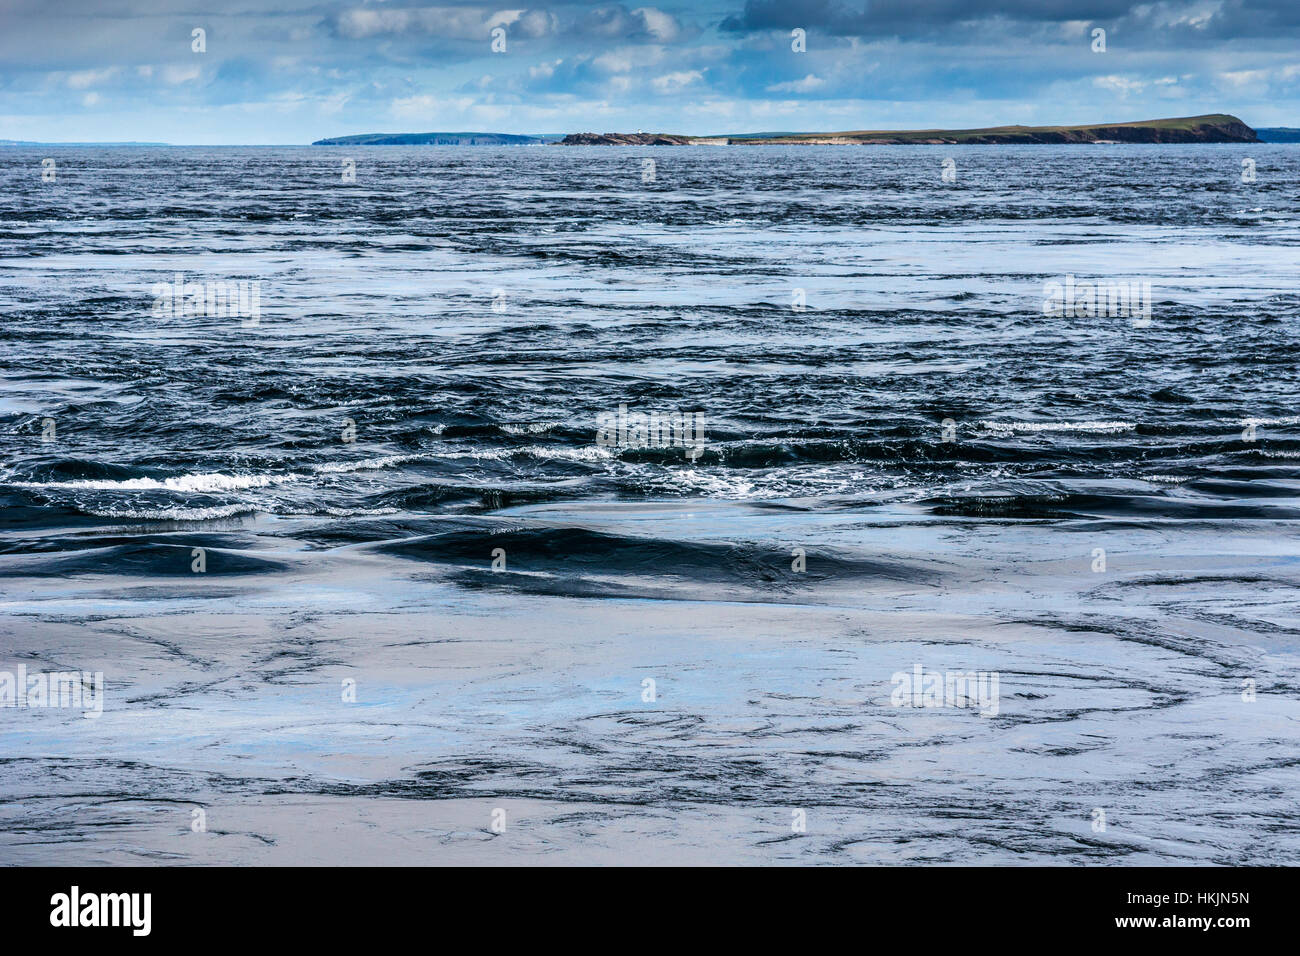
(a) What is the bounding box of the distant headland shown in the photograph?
[559,115,1259,145]
[312,115,1266,147]
[311,132,560,145]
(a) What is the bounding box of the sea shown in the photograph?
[1,143,1298,864]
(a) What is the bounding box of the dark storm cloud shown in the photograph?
[720,0,1300,41]
[721,0,1137,34]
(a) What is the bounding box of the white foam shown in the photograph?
[12,472,296,492]
[88,503,257,520]
[11,456,421,492]
[436,444,616,463]
[520,444,616,462]
[501,421,560,435]
[648,469,758,498]
[979,420,1135,435]
[1241,415,1300,427]
[310,455,419,475]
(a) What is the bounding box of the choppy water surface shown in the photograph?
[2,145,1299,864]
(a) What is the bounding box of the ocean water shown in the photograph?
[2,144,1299,864]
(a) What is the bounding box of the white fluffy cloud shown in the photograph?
[766,74,826,93]
[1093,75,1147,96]
[631,8,681,42]
[337,7,542,40]
[66,67,119,89]
[651,69,702,93]
[162,64,202,85]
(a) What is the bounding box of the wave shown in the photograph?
[10,472,294,493]
[432,444,617,463]
[978,420,1136,435]
[369,524,943,592]
[6,455,422,494]
[920,489,1300,520]
[499,422,561,435]
[308,455,422,475]
[0,538,289,577]
[368,482,577,511]
[84,503,259,521]
[1241,415,1300,427]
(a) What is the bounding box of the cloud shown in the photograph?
[1217,68,1270,88]
[766,73,826,93]
[66,67,119,89]
[651,69,703,93]
[592,45,669,73]
[334,5,680,44]
[576,6,684,41]
[721,1,1142,35]
[719,0,1300,43]
[513,10,561,38]
[1093,75,1146,95]
[7,0,1300,143]
[335,7,528,41]
[633,7,682,42]
[529,59,562,79]
[389,93,443,119]
[162,64,203,85]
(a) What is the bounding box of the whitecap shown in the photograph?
[1240,415,1300,427]
[86,503,257,520]
[310,455,420,474]
[11,472,297,492]
[501,421,560,435]
[978,420,1135,435]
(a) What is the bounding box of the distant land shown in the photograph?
[559,115,1259,145]
[311,132,561,145]
[8,116,1290,148]
[0,139,169,146]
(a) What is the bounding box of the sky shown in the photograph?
[1,0,1298,143]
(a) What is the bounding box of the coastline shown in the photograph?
[557,114,1258,146]
[305,115,1263,148]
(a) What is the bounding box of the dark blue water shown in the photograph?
[2,145,1299,864]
